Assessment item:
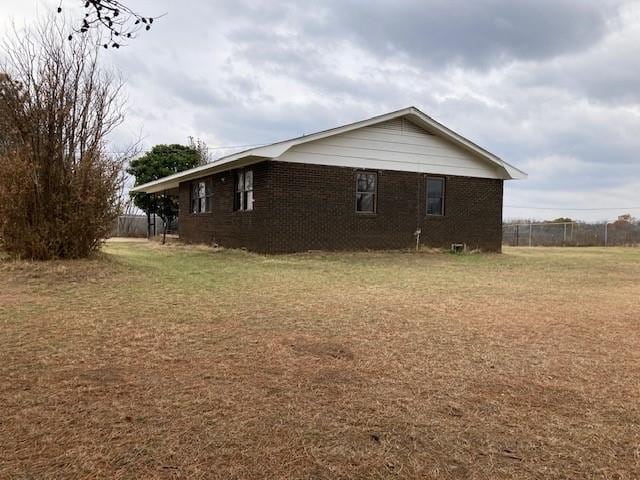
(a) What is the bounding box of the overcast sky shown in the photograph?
[2,0,640,221]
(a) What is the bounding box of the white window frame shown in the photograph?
[355,171,377,214]
[190,179,213,214]
[234,168,254,212]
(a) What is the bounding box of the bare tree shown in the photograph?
[0,17,131,259]
[57,1,162,48]
[188,136,211,166]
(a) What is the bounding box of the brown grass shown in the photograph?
[1,243,639,479]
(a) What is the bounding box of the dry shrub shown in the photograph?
[0,18,125,259]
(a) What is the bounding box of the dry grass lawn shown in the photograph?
[1,242,639,479]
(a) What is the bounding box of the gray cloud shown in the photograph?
[514,43,640,104]
[227,0,624,70]
[1,0,639,221]
[337,0,622,67]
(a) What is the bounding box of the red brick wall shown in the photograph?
[178,160,503,252]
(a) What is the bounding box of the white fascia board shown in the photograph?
[130,155,269,193]
[502,164,528,180]
[129,140,298,194]
[130,106,526,193]
[403,108,527,180]
[274,106,526,180]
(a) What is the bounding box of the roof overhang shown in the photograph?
[130,155,269,194]
[401,108,527,180]
[130,106,526,194]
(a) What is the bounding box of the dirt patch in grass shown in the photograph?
[289,337,355,360]
[1,243,639,479]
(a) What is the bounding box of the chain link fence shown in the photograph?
[110,214,178,238]
[112,215,640,245]
[503,221,640,247]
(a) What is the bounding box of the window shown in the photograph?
[426,177,445,216]
[356,171,377,213]
[234,168,254,211]
[190,179,213,214]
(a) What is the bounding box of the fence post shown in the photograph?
[570,222,574,242]
[529,223,533,247]
[563,223,567,244]
[604,222,608,247]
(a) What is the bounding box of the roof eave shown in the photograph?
[504,165,528,180]
[129,106,527,192]
[130,154,270,194]
[403,108,527,180]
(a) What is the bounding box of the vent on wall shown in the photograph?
[371,117,434,135]
[451,243,466,253]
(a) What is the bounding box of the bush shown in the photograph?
[0,19,125,259]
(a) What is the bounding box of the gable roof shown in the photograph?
[131,106,526,193]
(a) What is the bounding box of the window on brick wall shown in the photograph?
[234,168,254,211]
[356,171,377,213]
[190,179,213,214]
[426,177,445,216]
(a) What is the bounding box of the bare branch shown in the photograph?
[57,1,164,48]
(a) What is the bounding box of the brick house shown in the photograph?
[131,107,526,253]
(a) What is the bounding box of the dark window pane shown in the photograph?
[366,174,376,193]
[427,197,443,215]
[191,184,197,213]
[357,174,368,192]
[356,193,375,212]
[427,178,443,197]
[426,178,444,215]
[234,191,242,211]
[356,172,376,193]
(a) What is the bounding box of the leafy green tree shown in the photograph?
[126,144,200,242]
